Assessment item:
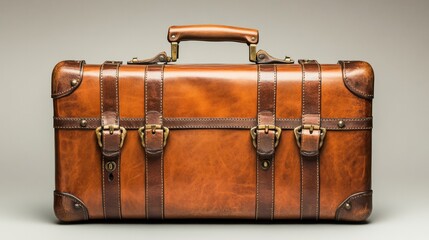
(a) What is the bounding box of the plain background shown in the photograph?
[1,0,428,239]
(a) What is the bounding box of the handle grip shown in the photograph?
[167,25,259,44]
[167,25,259,62]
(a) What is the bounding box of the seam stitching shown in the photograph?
[160,65,165,219]
[271,65,277,220]
[115,64,121,219]
[144,65,149,219]
[255,64,260,220]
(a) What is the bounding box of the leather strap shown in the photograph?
[144,64,165,220]
[255,64,277,220]
[100,61,122,219]
[298,59,321,220]
[54,117,373,130]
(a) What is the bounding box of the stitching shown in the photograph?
[272,65,277,126]
[117,153,121,218]
[53,121,372,130]
[115,64,119,125]
[160,65,165,218]
[316,61,321,219]
[168,125,251,129]
[317,62,321,125]
[54,126,372,130]
[300,61,305,219]
[145,66,148,124]
[100,63,106,218]
[165,117,255,122]
[144,65,149,219]
[276,118,300,121]
[271,65,277,220]
[54,117,99,120]
[115,64,121,219]
[271,155,275,220]
[300,155,304,219]
[52,61,84,96]
[323,118,372,121]
[160,65,164,125]
[257,65,261,125]
[342,61,373,97]
[100,64,104,126]
[316,155,319,220]
[53,117,372,122]
[145,151,148,219]
[120,117,145,121]
[327,127,372,130]
[161,150,164,219]
[302,62,306,118]
[102,155,106,218]
[255,64,260,220]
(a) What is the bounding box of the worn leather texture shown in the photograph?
[52,58,373,222]
[168,25,259,44]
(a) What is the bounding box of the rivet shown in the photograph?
[105,161,116,172]
[171,34,176,39]
[261,160,271,170]
[70,79,78,86]
[80,119,87,127]
[345,202,352,210]
[338,120,345,128]
[251,36,256,41]
[74,203,81,209]
[258,54,265,60]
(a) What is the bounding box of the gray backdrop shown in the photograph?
[1,0,428,239]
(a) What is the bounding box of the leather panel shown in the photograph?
[163,130,256,219]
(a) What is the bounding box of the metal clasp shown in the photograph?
[138,124,169,148]
[95,125,127,148]
[293,124,327,148]
[250,125,282,148]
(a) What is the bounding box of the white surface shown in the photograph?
[1,0,428,239]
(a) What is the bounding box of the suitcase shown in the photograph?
[52,25,374,222]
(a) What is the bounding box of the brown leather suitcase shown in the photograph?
[52,25,374,222]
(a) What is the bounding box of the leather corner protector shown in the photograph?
[335,190,373,222]
[338,61,374,100]
[54,190,89,222]
[51,60,85,99]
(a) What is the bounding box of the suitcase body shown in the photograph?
[52,25,373,222]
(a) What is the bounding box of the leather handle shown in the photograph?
[167,25,258,62]
[167,25,259,44]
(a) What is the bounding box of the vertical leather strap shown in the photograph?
[298,59,321,220]
[100,61,122,219]
[144,64,165,220]
[255,64,277,220]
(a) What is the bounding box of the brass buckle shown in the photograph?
[250,125,282,148]
[293,124,327,148]
[95,125,127,148]
[138,124,169,148]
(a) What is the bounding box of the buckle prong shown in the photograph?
[250,125,282,148]
[138,124,169,147]
[95,125,127,148]
[293,124,326,148]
